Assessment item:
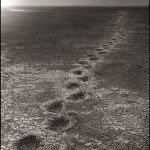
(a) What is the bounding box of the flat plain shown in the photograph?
[1,7,149,150]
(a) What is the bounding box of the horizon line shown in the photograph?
[3,5,149,7]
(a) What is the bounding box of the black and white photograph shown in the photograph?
[1,0,149,149]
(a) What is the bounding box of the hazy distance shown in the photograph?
[2,0,149,6]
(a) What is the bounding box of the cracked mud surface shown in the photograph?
[1,7,149,150]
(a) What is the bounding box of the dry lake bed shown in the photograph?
[1,7,149,150]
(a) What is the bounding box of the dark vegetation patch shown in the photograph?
[46,115,71,131]
[72,70,83,75]
[15,135,41,150]
[68,91,86,101]
[44,100,64,113]
[78,76,89,82]
[65,82,80,90]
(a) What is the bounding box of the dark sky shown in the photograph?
[2,0,149,6]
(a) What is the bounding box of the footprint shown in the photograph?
[67,91,86,101]
[45,115,76,132]
[113,40,118,42]
[97,51,107,55]
[14,135,41,150]
[119,37,125,40]
[42,100,64,113]
[77,60,89,65]
[95,48,104,52]
[107,41,114,45]
[109,43,114,45]
[89,57,99,61]
[101,45,109,49]
[86,54,97,57]
[78,76,89,82]
[107,41,113,44]
[72,70,84,76]
[65,82,80,90]
[111,38,118,41]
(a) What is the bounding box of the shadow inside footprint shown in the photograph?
[98,51,107,55]
[112,39,118,42]
[95,49,104,52]
[46,115,73,131]
[15,135,40,150]
[112,38,117,40]
[44,100,64,113]
[78,76,89,82]
[86,54,97,57]
[65,82,80,90]
[119,37,125,39]
[107,41,113,44]
[107,41,114,45]
[72,70,83,75]
[89,57,99,61]
[68,91,86,101]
